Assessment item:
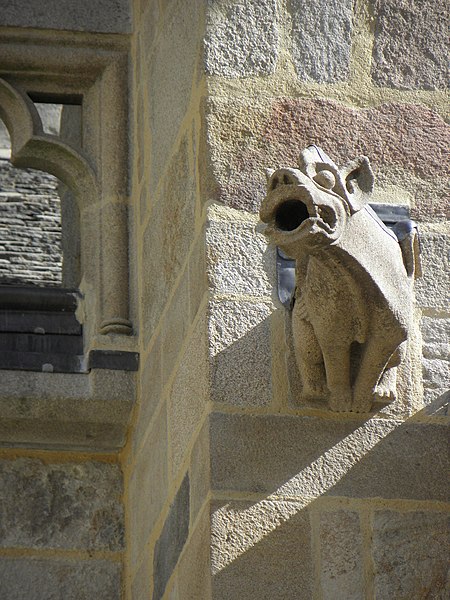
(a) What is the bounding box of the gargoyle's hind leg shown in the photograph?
[292,313,327,402]
[321,344,352,412]
[352,336,402,412]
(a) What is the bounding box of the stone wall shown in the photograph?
[0,454,124,599]
[123,0,448,598]
[0,0,447,599]
[124,1,211,598]
[201,0,449,598]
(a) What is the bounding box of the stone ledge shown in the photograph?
[0,0,131,34]
[210,413,449,501]
[0,368,135,450]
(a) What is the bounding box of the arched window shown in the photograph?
[0,104,67,288]
[0,36,137,448]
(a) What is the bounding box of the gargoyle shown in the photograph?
[260,146,420,412]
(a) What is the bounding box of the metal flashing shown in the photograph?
[276,203,413,309]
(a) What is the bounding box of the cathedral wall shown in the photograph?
[124,1,211,598]
[201,1,449,598]
[0,1,447,599]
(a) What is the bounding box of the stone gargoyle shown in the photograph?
[260,145,420,412]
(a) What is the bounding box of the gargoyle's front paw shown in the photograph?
[374,388,396,405]
[374,368,397,405]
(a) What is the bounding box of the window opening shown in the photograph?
[0,102,84,372]
[0,101,82,288]
[0,106,63,287]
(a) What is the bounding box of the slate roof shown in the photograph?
[0,158,62,286]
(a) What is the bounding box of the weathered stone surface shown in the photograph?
[422,358,450,404]
[210,413,449,500]
[153,474,190,600]
[142,136,196,341]
[209,300,273,407]
[188,233,208,323]
[136,92,147,187]
[129,406,168,567]
[211,499,312,599]
[139,0,161,53]
[386,317,423,416]
[373,510,449,598]
[134,335,162,454]
[161,271,190,385]
[0,459,123,551]
[159,137,196,283]
[0,557,120,600]
[371,0,448,90]
[415,232,450,312]
[319,510,363,599]
[0,368,135,449]
[204,97,449,219]
[204,0,279,77]
[169,313,209,478]
[206,208,275,297]
[139,182,149,221]
[148,0,203,190]
[168,579,179,600]
[142,201,166,341]
[0,0,131,33]
[288,0,353,83]
[421,317,450,360]
[425,395,449,417]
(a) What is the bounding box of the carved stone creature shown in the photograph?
[260,146,420,412]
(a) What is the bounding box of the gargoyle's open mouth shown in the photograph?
[275,199,310,231]
[274,199,337,233]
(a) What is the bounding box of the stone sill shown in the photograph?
[0,368,135,451]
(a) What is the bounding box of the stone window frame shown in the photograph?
[0,30,133,345]
[0,31,136,449]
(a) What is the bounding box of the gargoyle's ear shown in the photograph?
[265,168,275,182]
[298,145,338,178]
[340,156,374,212]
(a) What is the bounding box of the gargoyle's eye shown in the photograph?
[313,169,335,190]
